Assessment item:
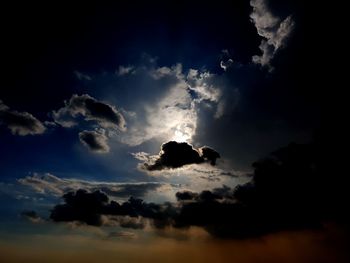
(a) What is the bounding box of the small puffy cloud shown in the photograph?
[0,100,46,136]
[52,94,126,131]
[199,146,221,165]
[187,70,221,104]
[116,65,135,76]
[79,130,110,153]
[74,71,92,81]
[20,210,44,223]
[250,0,295,70]
[149,64,183,80]
[220,59,234,71]
[140,141,220,171]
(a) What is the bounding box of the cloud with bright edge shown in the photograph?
[0,100,46,136]
[250,0,295,71]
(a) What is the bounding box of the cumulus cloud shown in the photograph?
[0,100,46,136]
[52,94,126,130]
[79,130,110,153]
[250,0,295,70]
[139,141,220,171]
[18,173,166,199]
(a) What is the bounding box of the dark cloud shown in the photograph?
[50,137,349,238]
[0,100,46,136]
[175,191,198,201]
[199,146,221,165]
[52,94,126,130]
[174,139,348,238]
[143,141,220,171]
[50,190,108,226]
[18,173,166,199]
[79,130,110,153]
[50,189,175,228]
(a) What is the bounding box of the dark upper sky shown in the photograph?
[0,0,321,176]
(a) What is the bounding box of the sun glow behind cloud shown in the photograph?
[172,125,192,142]
[116,63,221,146]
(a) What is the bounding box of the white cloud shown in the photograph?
[250,0,295,70]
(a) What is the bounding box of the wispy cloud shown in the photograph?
[17,173,171,200]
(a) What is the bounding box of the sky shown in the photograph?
[0,1,348,262]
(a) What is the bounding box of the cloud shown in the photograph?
[175,191,198,201]
[112,62,226,146]
[20,210,44,223]
[52,94,126,152]
[79,130,110,153]
[250,0,295,70]
[52,94,126,130]
[17,173,166,199]
[48,138,348,239]
[74,71,92,81]
[50,189,176,227]
[172,140,347,238]
[116,65,134,76]
[220,59,234,71]
[0,100,46,136]
[107,231,138,239]
[199,146,221,165]
[140,141,220,171]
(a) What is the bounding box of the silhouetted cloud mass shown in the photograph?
[143,141,220,171]
[50,137,348,238]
